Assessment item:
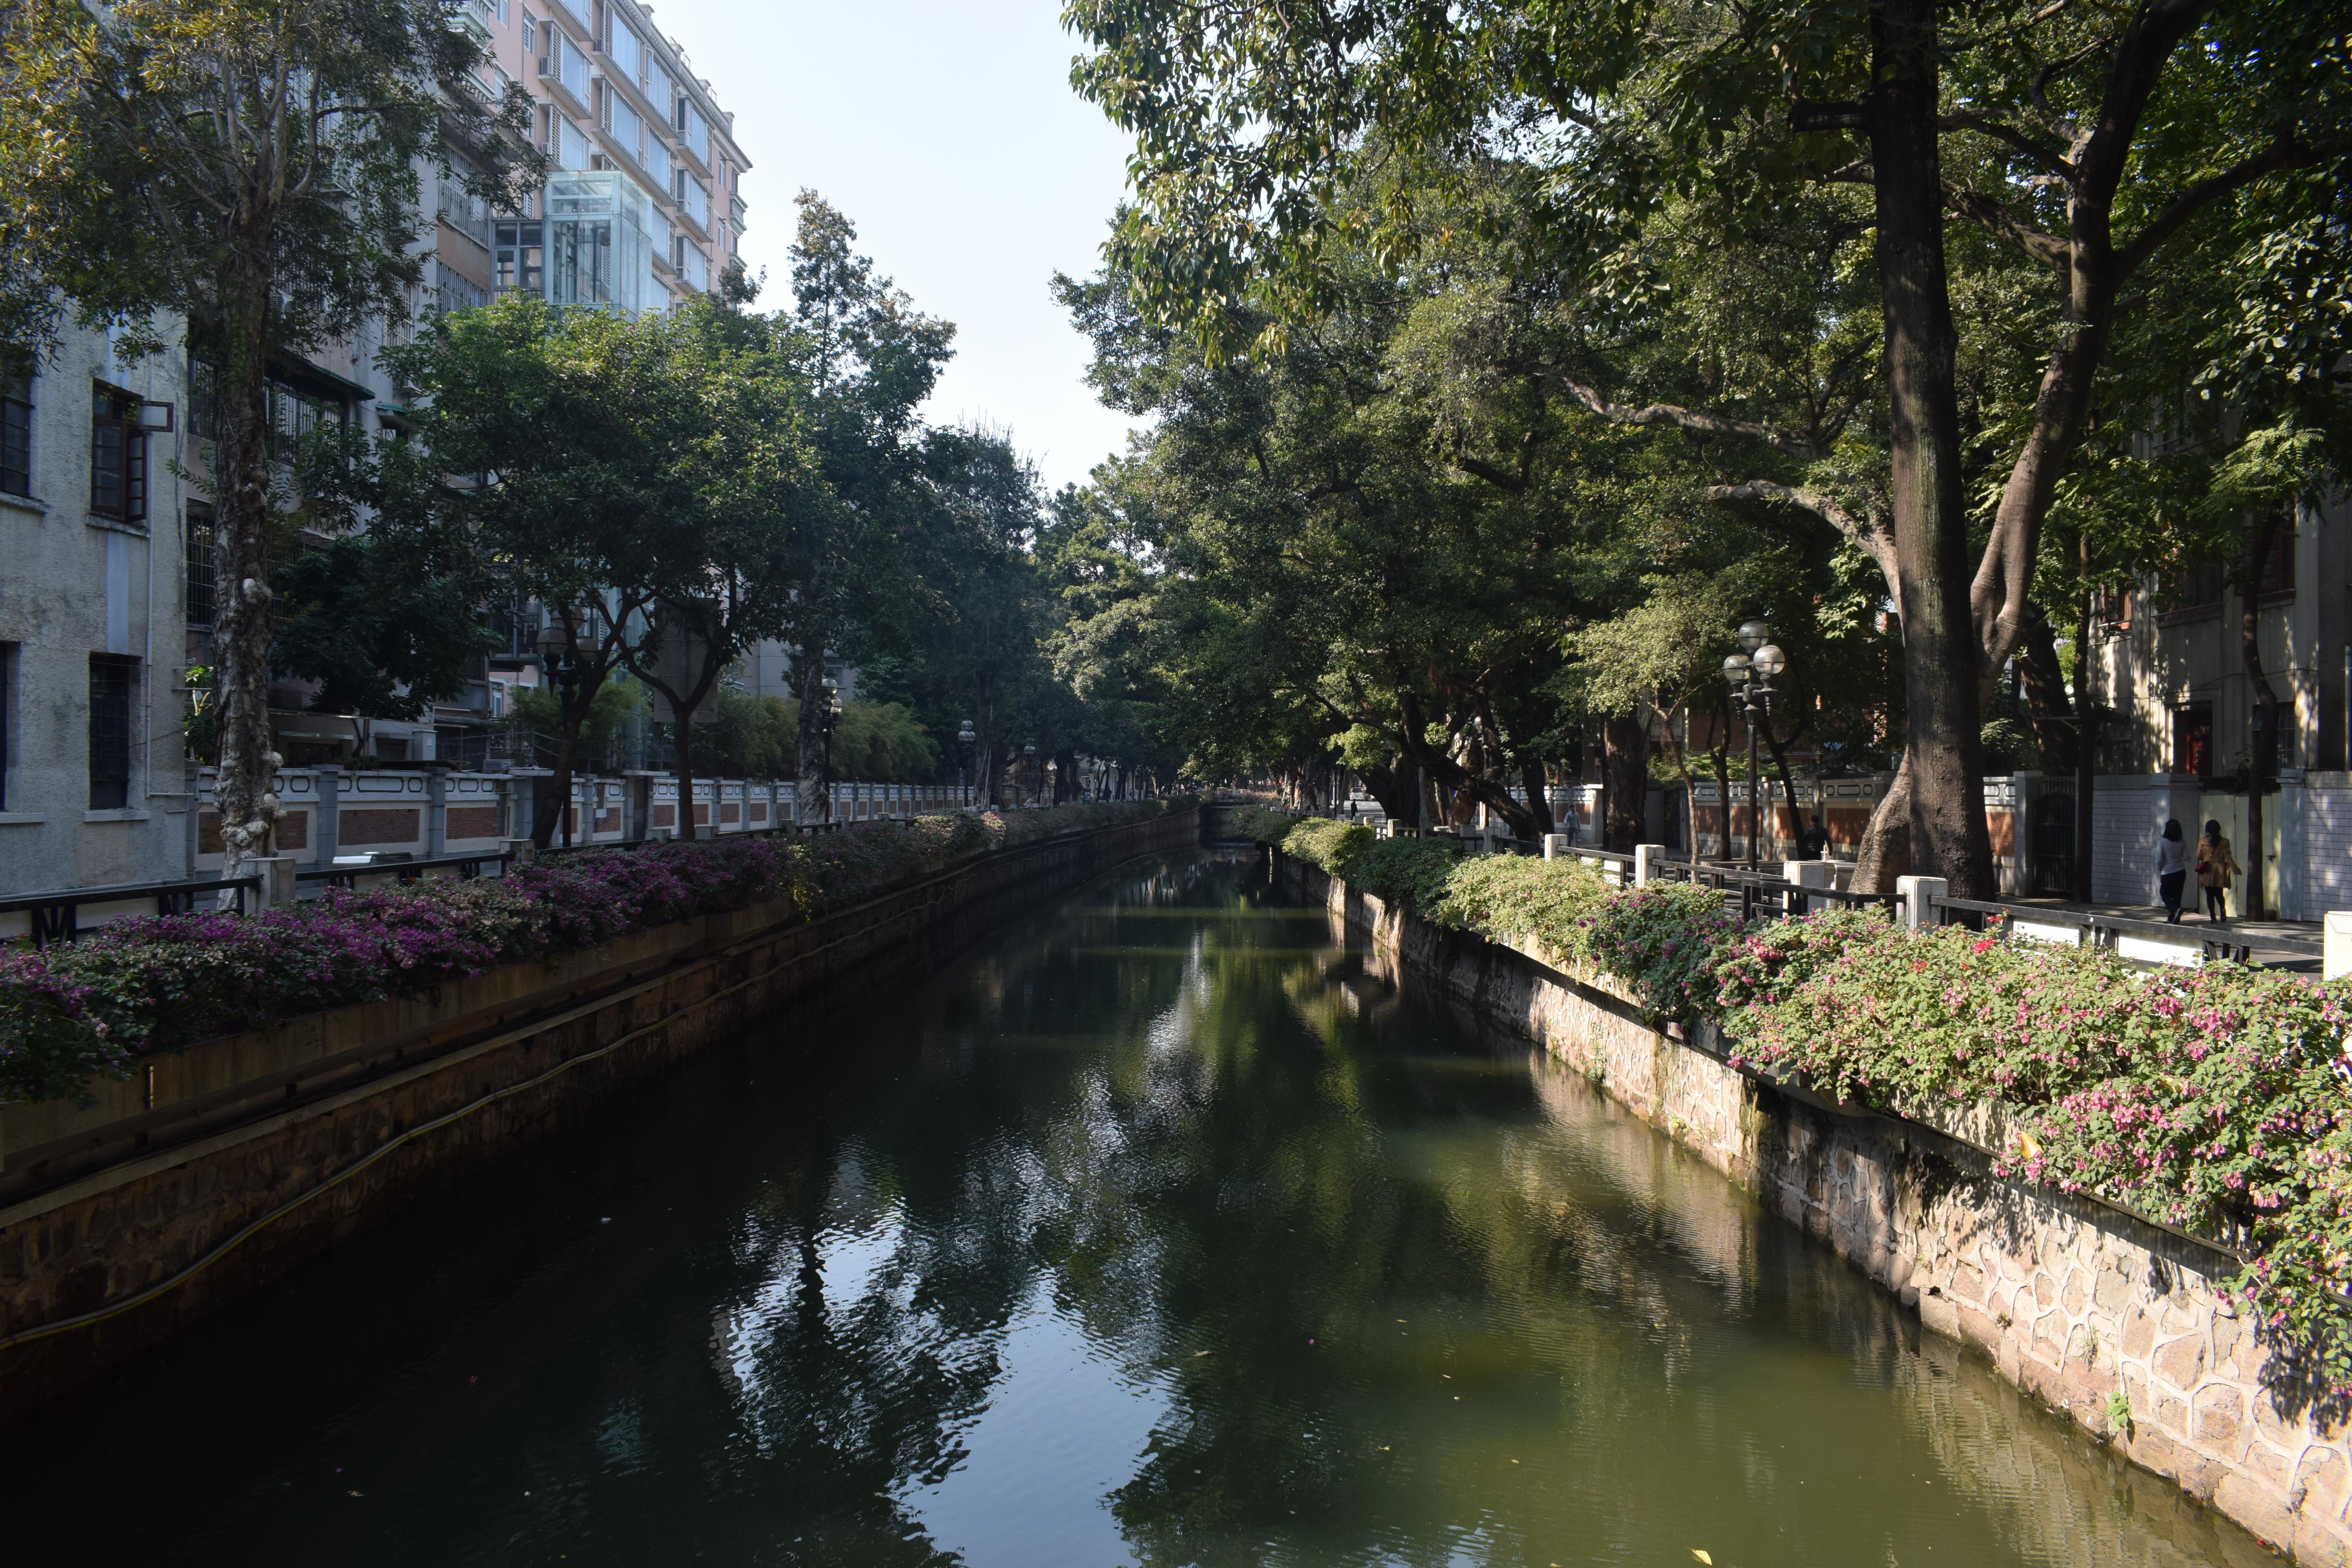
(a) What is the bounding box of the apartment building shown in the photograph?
[449,0,750,316]
[0,4,754,897]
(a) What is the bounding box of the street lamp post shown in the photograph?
[1022,743,1038,808]
[1721,619,1788,870]
[536,623,584,848]
[820,675,841,826]
[956,719,976,808]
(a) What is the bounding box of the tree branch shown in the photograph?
[2114,137,2310,282]
[1708,479,1898,587]
[1536,368,1825,458]
[1944,186,2070,269]
[1454,454,1526,492]
[1938,111,2075,179]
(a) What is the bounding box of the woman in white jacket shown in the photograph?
[2155,818,2190,923]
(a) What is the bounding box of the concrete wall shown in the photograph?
[1278,851,2350,1564]
[0,808,1199,1420]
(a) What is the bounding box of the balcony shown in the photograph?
[537,34,590,120]
[542,0,591,42]
[674,103,712,176]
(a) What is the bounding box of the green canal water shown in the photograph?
[5,853,2265,1566]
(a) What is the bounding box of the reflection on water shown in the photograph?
[1,854,2264,1566]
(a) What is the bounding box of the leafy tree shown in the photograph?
[270,530,492,757]
[785,191,956,818]
[508,677,645,771]
[0,0,538,883]
[1067,0,2352,893]
[614,302,829,837]
[389,296,695,846]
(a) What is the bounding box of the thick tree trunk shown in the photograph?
[2016,609,2078,774]
[1519,757,1556,838]
[1868,0,1994,898]
[1763,723,1803,857]
[535,738,575,851]
[1601,713,1648,850]
[2072,585,2098,903]
[1852,752,1915,893]
[1361,757,1420,825]
[209,262,282,900]
[796,639,829,826]
[2242,512,2283,920]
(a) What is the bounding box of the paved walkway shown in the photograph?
[1995,895,2321,969]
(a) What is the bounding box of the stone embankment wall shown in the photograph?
[1276,851,2349,1564]
[0,811,1199,1421]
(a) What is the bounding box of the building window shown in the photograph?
[264,373,347,460]
[2158,561,2223,620]
[91,384,147,521]
[0,642,13,811]
[1,376,30,497]
[2257,521,2297,601]
[88,654,136,809]
[2091,584,2133,636]
[185,503,216,626]
[495,219,546,296]
[187,356,219,442]
[606,94,643,163]
[2173,702,2213,779]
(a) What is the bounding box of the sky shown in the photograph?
[653,0,1144,494]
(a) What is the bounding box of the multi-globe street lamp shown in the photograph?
[956,719,976,808]
[1720,619,1789,870]
[1022,742,1038,807]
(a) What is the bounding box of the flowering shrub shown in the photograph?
[1578,883,1748,1025]
[0,800,1189,1105]
[1717,911,2352,1394]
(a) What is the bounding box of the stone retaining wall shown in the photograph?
[1276,849,2349,1564]
[0,811,1199,1421]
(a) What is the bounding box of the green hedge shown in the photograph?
[1232,804,1301,844]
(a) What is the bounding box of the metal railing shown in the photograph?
[1929,894,2321,967]
[298,851,517,891]
[0,875,263,948]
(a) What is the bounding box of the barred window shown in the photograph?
[88,655,136,809]
[91,384,146,520]
[185,505,217,626]
[1,377,30,497]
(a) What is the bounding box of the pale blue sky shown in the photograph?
[655,0,1143,494]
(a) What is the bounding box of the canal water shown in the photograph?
[4,853,2264,1566]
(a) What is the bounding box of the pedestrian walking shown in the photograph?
[2196,820,2239,924]
[2155,818,2189,922]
